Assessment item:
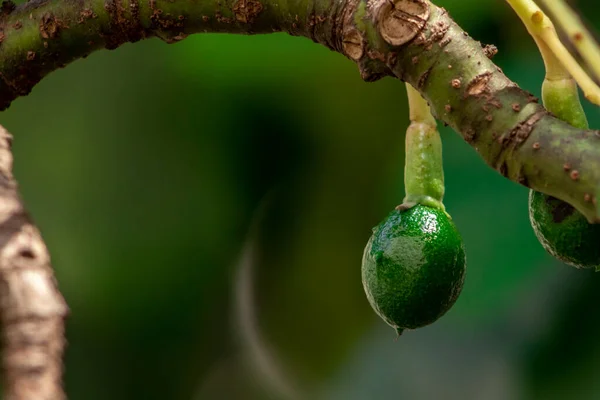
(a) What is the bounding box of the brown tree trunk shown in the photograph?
[0,125,68,400]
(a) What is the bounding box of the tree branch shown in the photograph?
[0,125,68,400]
[0,0,351,109]
[0,0,599,223]
[377,3,600,222]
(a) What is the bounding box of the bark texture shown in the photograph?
[367,3,600,222]
[0,0,598,221]
[0,125,68,400]
[0,0,599,397]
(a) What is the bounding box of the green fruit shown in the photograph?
[362,204,466,335]
[529,191,600,269]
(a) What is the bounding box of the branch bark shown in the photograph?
[2,0,597,222]
[0,125,68,400]
[382,3,600,223]
[0,2,598,212]
[0,0,598,396]
[0,0,350,109]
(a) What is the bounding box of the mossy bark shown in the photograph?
[1,0,600,221]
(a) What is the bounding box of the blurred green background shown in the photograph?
[2,0,600,399]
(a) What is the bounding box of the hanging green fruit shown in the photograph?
[362,84,466,336]
[528,79,600,269]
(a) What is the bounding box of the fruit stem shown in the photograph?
[542,78,588,130]
[401,84,446,212]
[508,0,597,218]
[505,0,600,104]
[538,0,600,84]
[529,6,590,130]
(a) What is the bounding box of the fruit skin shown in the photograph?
[529,191,600,269]
[362,204,466,335]
[527,77,598,269]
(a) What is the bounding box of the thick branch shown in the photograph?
[0,125,68,400]
[362,2,600,222]
[0,0,351,109]
[0,0,599,221]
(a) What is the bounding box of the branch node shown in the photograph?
[342,28,364,61]
[374,0,429,46]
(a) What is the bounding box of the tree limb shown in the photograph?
[0,125,68,400]
[0,0,599,396]
[380,3,600,223]
[0,0,599,222]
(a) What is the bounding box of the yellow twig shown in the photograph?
[405,83,436,126]
[506,0,600,105]
[538,0,600,84]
